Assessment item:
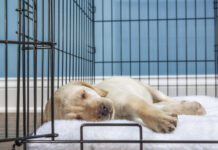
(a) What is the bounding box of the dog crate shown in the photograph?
[0,0,218,150]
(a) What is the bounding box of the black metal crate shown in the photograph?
[0,0,217,150]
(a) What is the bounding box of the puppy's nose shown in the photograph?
[99,104,111,117]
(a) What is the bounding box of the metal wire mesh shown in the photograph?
[95,0,218,97]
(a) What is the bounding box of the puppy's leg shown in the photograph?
[141,83,206,115]
[141,83,175,103]
[124,95,178,133]
[156,101,206,116]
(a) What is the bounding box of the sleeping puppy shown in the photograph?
[44,77,206,133]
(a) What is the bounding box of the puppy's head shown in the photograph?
[44,81,115,122]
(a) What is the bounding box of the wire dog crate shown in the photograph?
[0,0,218,150]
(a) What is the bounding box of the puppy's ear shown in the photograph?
[74,81,108,97]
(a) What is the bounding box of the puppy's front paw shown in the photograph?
[144,112,178,133]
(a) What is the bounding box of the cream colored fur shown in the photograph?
[44,77,206,133]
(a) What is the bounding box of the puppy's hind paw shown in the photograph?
[181,101,206,115]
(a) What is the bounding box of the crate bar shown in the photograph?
[91,0,93,83]
[16,0,22,138]
[26,0,30,135]
[86,0,88,82]
[77,0,81,80]
[33,0,38,135]
[83,0,86,81]
[120,0,122,76]
[89,0,91,83]
[57,0,60,88]
[88,0,91,82]
[95,17,215,22]
[74,0,78,80]
[215,0,218,97]
[0,40,53,45]
[81,0,85,81]
[72,0,76,80]
[111,0,114,77]
[185,0,188,95]
[195,0,198,95]
[92,0,95,84]
[41,0,45,124]
[79,0,82,80]
[61,0,64,84]
[166,0,169,95]
[24,139,218,144]
[157,0,160,91]
[0,133,58,143]
[205,0,208,95]
[102,0,104,80]
[80,123,143,150]
[81,0,84,81]
[147,0,150,85]
[87,0,89,82]
[95,60,215,63]
[176,0,179,96]
[72,0,75,81]
[50,0,55,141]
[82,0,85,79]
[80,0,83,81]
[129,0,132,77]
[80,0,83,80]
[84,0,86,62]
[75,0,78,80]
[4,0,8,138]
[78,0,81,81]
[87,0,89,83]
[82,0,84,81]
[22,0,27,138]
[53,0,56,88]
[47,0,51,103]
[73,0,75,80]
[69,0,72,81]
[65,0,68,83]
[93,0,95,83]
[138,0,141,80]
[85,0,87,82]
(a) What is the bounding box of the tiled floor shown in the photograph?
[0,113,41,150]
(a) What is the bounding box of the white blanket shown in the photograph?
[28,96,218,150]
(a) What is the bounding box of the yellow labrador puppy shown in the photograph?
[44,77,206,133]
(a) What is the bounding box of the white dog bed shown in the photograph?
[27,96,218,150]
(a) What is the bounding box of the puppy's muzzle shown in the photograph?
[98,103,114,120]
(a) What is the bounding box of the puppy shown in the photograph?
[44,77,206,133]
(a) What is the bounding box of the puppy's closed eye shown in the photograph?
[81,90,87,99]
